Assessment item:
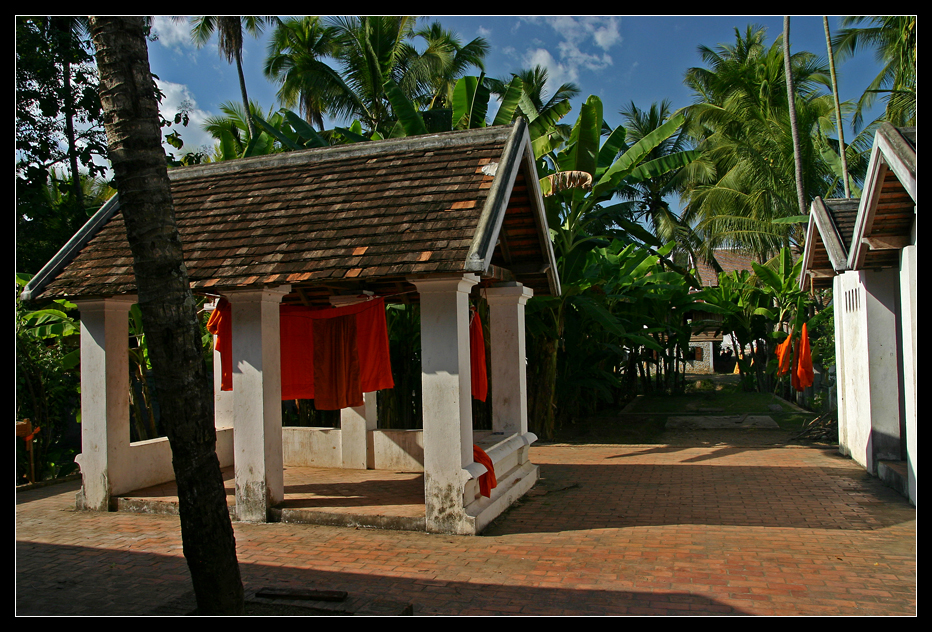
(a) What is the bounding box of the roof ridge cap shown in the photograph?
[168,124,517,182]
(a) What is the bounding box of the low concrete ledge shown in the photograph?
[271,507,426,532]
[468,460,539,533]
[877,460,910,501]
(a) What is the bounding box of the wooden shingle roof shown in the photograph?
[692,249,756,287]
[24,121,560,305]
[799,198,860,290]
[800,124,916,291]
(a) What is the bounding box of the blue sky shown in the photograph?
[147,15,885,161]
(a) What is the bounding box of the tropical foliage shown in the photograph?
[188,16,275,139]
[678,25,864,261]
[831,16,916,132]
[19,15,909,452]
[16,273,82,484]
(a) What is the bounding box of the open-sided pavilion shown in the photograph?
[21,120,561,534]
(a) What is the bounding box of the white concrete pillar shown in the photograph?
[341,392,377,469]
[227,285,290,522]
[73,296,136,511]
[410,274,478,534]
[833,274,850,457]
[485,282,533,437]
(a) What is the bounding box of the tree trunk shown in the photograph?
[823,16,850,199]
[783,16,807,216]
[89,16,244,615]
[234,49,258,141]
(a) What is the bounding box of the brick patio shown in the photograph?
[15,443,916,616]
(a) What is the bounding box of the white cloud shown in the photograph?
[150,16,196,52]
[523,48,575,87]
[518,16,622,84]
[154,78,216,155]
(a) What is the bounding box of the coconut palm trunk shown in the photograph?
[783,16,807,216]
[89,16,244,615]
[823,16,851,198]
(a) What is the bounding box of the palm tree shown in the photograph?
[823,16,851,198]
[487,65,579,142]
[317,16,424,136]
[679,25,840,261]
[189,16,275,139]
[263,16,340,130]
[89,15,244,615]
[783,16,807,216]
[489,65,580,118]
[616,100,699,246]
[831,16,916,131]
[414,21,489,110]
[323,16,490,136]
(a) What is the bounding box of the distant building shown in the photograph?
[686,249,757,373]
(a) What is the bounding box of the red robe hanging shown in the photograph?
[775,332,793,377]
[793,322,814,392]
[472,444,497,498]
[207,297,393,409]
[470,307,488,402]
[206,298,233,391]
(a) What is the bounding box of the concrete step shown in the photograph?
[877,460,909,499]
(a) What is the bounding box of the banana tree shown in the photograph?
[16,273,81,481]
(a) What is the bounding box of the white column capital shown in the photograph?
[408,274,479,295]
[223,285,291,303]
[73,294,137,312]
[484,282,533,305]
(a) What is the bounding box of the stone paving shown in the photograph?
[16,443,916,616]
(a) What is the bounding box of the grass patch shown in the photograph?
[550,374,821,444]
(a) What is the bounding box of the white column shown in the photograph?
[485,282,533,437]
[73,296,136,511]
[341,392,377,469]
[410,274,478,534]
[227,285,290,522]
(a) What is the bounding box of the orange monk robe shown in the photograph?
[775,332,793,377]
[208,297,393,407]
[794,322,814,391]
[470,308,488,402]
[206,298,233,391]
[472,445,497,498]
[282,298,394,410]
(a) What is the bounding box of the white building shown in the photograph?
[799,124,916,505]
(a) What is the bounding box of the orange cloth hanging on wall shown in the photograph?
[470,307,488,402]
[794,322,814,391]
[472,444,497,498]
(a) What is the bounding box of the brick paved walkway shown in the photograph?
[16,444,915,616]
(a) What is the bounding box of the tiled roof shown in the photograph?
[692,249,757,286]
[25,122,559,305]
[800,198,859,290]
[800,124,916,290]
